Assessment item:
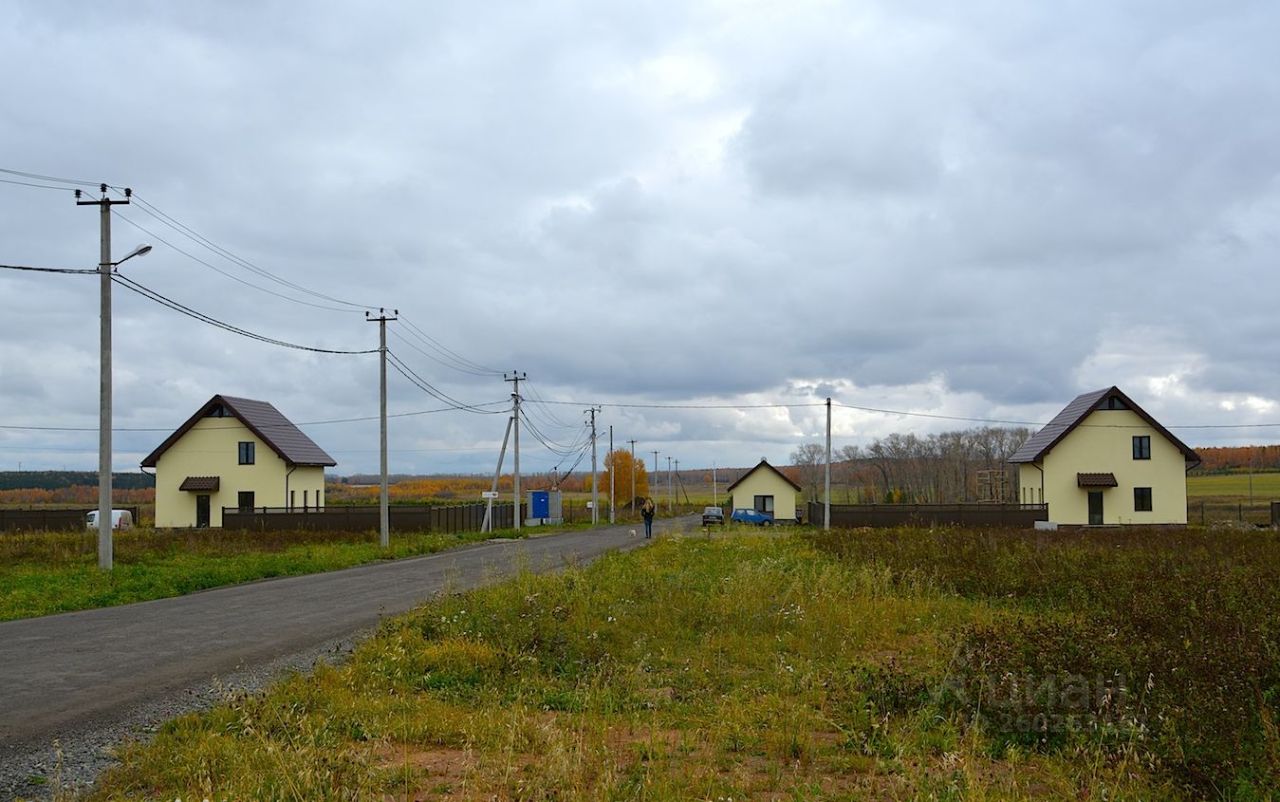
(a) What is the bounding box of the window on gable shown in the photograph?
[238,441,256,465]
[1134,487,1153,512]
[1132,436,1151,460]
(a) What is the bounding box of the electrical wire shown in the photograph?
[0,263,97,275]
[0,167,101,187]
[0,401,512,434]
[397,315,503,376]
[525,398,827,410]
[112,212,358,313]
[119,189,382,312]
[111,274,378,354]
[385,350,508,414]
[0,177,77,192]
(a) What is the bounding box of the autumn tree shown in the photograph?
[789,442,827,501]
[602,449,650,507]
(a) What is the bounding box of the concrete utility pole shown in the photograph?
[712,462,718,506]
[366,308,397,548]
[628,439,637,514]
[77,184,143,572]
[825,396,832,531]
[609,425,615,524]
[481,415,513,533]
[586,406,600,524]
[505,371,526,530]
[670,457,680,514]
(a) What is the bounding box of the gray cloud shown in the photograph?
[3,1,1279,474]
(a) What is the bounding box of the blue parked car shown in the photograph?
[731,508,774,526]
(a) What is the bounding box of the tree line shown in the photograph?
[789,426,1035,504]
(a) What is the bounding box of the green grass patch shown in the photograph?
[0,527,522,621]
[81,528,1275,801]
[1187,471,1280,499]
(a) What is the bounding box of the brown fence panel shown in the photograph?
[0,506,143,533]
[218,503,516,535]
[806,501,1047,529]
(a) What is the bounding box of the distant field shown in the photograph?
[1187,472,1280,499]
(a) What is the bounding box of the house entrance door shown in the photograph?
[196,494,211,528]
[1087,491,1103,525]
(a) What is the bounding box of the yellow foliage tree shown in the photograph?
[602,449,649,506]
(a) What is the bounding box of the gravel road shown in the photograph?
[0,517,691,800]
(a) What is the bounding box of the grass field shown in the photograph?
[77,526,1280,801]
[1187,471,1280,499]
[0,526,525,622]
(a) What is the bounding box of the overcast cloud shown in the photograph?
[2,0,1278,476]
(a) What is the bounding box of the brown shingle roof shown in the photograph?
[1009,386,1200,467]
[178,476,220,492]
[1077,472,1118,488]
[141,395,337,468]
[724,458,803,494]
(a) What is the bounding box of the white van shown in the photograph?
[85,510,134,530]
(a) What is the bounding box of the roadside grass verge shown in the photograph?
[81,530,1245,801]
[0,527,523,622]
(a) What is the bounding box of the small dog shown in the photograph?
[629,529,637,537]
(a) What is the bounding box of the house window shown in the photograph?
[304,489,309,510]
[1132,436,1151,460]
[238,491,255,512]
[754,495,774,514]
[1134,487,1153,512]
[290,490,296,511]
[238,441,256,465]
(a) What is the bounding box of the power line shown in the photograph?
[397,315,503,377]
[385,350,507,414]
[0,401,512,434]
[111,274,377,354]
[0,167,101,187]
[112,212,359,313]
[0,263,97,275]
[525,398,827,410]
[119,190,381,312]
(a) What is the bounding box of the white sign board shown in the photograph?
[481,491,500,499]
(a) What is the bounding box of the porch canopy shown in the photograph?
[1076,472,1118,488]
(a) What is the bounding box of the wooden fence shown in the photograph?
[219,503,520,534]
[807,501,1048,529]
[0,506,143,532]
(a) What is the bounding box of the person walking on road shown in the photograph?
[641,497,656,539]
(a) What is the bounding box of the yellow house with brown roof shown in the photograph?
[141,395,336,528]
[1009,386,1200,525]
[724,458,803,523]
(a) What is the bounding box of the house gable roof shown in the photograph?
[1008,386,1200,466]
[141,394,337,468]
[725,458,803,494]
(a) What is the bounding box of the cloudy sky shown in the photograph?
[2,0,1279,477]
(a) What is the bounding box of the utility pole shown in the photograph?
[628,439,638,514]
[77,184,135,572]
[652,450,660,504]
[481,415,513,532]
[608,425,615,524]
[586,406,600,525]
[712,462,718,506]
[670,457,680,514]
[824,397,832,530]
[505,371,526,530]
[366,308,397,548]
